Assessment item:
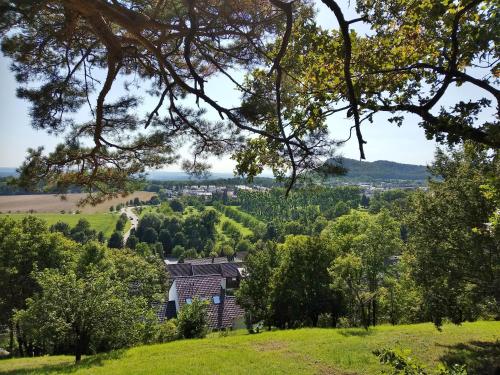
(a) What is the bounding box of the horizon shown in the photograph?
[0,156,430,174]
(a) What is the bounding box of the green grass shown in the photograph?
[216,213,254,239]
[231,205,265,225]
[0,213,120,237]
[1,322,498,374]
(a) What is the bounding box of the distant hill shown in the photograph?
[327,158,429,181]
[0,168,17,177]
[145,171,235,181]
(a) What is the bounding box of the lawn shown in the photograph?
[1,322,498,374]
[0,213,120,237]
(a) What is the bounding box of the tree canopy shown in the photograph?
[0,0,498,200]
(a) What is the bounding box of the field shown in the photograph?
[0,213,120,237]
[0,322,498,374]
[216,212,254,238]
[0,192,156,214]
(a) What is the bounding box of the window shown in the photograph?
[212,295,220,304]
[185,298,192,304]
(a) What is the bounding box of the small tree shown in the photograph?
[169,199,184,213]
[15,268,147,363]
[125,235,138,250]
[143,227,159,244]
[97,231,105,243]
[108,231,124,249]
[177,298,209,339]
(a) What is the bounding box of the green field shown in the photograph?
[216,212,254,239]
[1,322,498,374]
[0,213,121,237]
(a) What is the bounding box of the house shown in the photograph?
[157,275,245,330]
[165,258,245,289]
[158,257,246,330]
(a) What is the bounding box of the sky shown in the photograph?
[0,1,443,171]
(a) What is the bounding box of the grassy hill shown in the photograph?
[1,322,498,374]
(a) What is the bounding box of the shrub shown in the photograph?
[336,317,352,328]
[317,313,333,328]
[156,319,179,343]
[373,348,467,375]
[177,298,209,339]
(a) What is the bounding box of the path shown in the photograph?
[121,206,139,244]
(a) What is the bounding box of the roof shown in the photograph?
[175,276,223,310]
[192,263,221,276]
[166,263,192,277]
[185,257,233,265]
[166,259,245,279]
[220,263,240,278]
[153,300,177,322]
[174,276,245,329]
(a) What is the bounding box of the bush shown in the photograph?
[317,313,333,328]
[156,319,179,343]
[373,348,467,375]
[336,317,352,328]
[177,298,209,339]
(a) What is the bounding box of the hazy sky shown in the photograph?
[0,1,444,171]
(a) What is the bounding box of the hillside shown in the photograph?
[1,322,498,374]
[327,157,429,181]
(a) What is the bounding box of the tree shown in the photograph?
[0,216,77,356]
[115,213,128,232]
[143,227,159,244]
[169,200,184,213]
[236,242,278,330]
[49,221,70,236]
[236,239,253,254]
[176,298,209,339]
[15,268,147,363]
[2,1,496,201]
[269,236,338,328]
[125,234,138,250]
[172,245,185,259]
[360,194,370,208]
[70,219,97,244]
[136,213,162,240]
[406,144,500,326]
[97,231,106,243]
[323,210,403,327]
[108,231,124,249]
[158,229,172,254]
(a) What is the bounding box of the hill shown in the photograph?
[328,157,429,181]
[0,168,17,178]
[1,322,498,374]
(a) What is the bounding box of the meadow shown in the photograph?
[0,213,120,237]
[0,322,498,374]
